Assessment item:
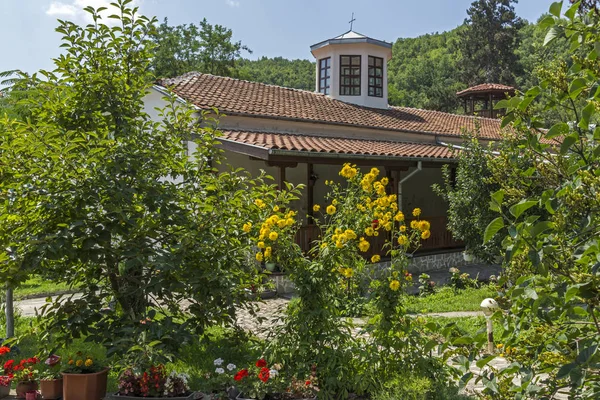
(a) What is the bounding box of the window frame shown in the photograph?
[368,56,384,98]
[339,55,361,96]
[318,57,331,95]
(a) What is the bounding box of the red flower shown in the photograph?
[305,380,311,386]
[258,367,270,383]
[255,359,267,368]
[3,360,14,374]
[372,219,379,229]
[234,369,249,381]
[0,347,10,356]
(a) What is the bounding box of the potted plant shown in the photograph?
[202,358,238,400]
[0,346,12,400]
[62,353,108,400]
[107,364,193,400]
[39,355,62,400]
[233,359,284,400]
[3,356,40,399]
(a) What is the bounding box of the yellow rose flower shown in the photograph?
[85,359,93,367]
[384,222,392,231]
[400,225,407,232]
[381,177,389,186]
[254,199,266,208]
[398,235,408,245]
[257,241,265,249]
[389,280,400,291]
[313,204,321,212]
[371,255,381,263]
[286,218,294,226]
[358,238,370,252]
[326,205,336,215]
[76,360,83,367]
[370,167,380,176]
[335,241,344,249]
[269,231,278,241]
[373,231,379,237]
[242,222,252,233]
[412,208,421,217]
[320,242,327,249]
[277,219,287,228]
[410,220,419,229]
[394,212,405,222]
[264,247,272,257]
[344,229,357,240]
[421,230,431,240]
[365,227,374,236]
[332,199,338,206]
[418,220,431,232]
[273,205,280,212]
[256,252,264,262]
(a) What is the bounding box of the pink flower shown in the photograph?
[45,355,61,367]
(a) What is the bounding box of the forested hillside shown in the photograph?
[237,57,315,91]
[238,15,569,115]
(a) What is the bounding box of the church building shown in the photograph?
[145,29,510,269]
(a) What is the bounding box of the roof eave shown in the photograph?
[310,37,392,52]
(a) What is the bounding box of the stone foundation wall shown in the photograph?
[408,250,468,273]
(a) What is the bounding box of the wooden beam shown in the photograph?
[266,161,298,168]
[217,140,269,160]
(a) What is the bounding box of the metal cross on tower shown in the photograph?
[349,13,356,30]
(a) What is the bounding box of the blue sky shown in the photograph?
[2,0,551,75]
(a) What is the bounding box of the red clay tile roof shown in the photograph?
[220,130,455,160]
[156,72,506,140]
[456,83,516,97]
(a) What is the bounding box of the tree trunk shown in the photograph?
[5,286,14,338]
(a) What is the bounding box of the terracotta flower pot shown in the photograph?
[40,378,63,400]
[16,381,38,399]
[62,368,109,400]
[0,384,10,400]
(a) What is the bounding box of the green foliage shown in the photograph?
[238,57,315,91]
[433,135,503,263]
[0,1,279,362]
[151,17,251,78]
[403,285,498,314]
[473,2,600,397]
[387,30,464,112]
[458,0,525,86]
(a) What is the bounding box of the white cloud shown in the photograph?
[225,0,240,7]
[45,0,141,24]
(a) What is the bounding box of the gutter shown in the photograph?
[436,138,500,156]
[268,148,453,164]
[398,161,422,212]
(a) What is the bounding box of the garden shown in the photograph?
[1,0,600,399]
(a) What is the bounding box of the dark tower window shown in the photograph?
[318,57,331,95]
[340,55,361,96]
[368,56,383,97]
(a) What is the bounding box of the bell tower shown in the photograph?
[310,30,392,109]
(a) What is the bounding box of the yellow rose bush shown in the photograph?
[266,163,451,397]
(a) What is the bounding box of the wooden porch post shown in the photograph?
[278,165,286,191]
[307,163,314,218]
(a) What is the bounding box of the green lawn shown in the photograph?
[13,276,76,300]
[403,285,499,314]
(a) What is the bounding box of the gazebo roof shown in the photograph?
[456,83,516,97]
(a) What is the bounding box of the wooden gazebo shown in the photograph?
[457,83,516,119]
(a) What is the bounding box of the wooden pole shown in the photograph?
[278,165,286,191]
[307,163,314,219]
[5,286,14,338]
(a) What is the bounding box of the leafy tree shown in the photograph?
[458,0,525,86]
[238,57,315,91]
[388,31,465,112]
[433,134,502,262]
[474,1,600,397]
[0,1,279,358]
[151,17,251,78]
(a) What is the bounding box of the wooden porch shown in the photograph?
[295,216,463,258]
